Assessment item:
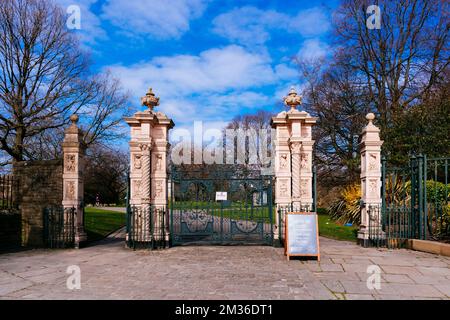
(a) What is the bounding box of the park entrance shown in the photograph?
[170,165,274,246]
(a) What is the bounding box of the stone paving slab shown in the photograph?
[0,234,449,300]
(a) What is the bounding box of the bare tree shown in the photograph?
[334,0,449,150]
[298,58,370,185]
[84,143,128,205]
[0,0,129,165]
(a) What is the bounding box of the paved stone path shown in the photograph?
[1,230,449,300]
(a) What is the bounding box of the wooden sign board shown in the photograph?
[285,212,320,261]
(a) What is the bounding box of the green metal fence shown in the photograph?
[369,155,450,248]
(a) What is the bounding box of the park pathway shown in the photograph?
[0,233,450,300]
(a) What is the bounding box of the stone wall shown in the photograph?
[14,160,63,247]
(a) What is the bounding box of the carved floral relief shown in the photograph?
[154,180,163,198]
[65,154,76,172]
[279,154,288,170]
[65,181,76,200]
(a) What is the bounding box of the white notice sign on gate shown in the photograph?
[215,192,227,201]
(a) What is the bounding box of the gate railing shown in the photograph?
[126,205,168,250]
[0,174,19,212]
[370,155,450,248]
[43,207,76,249]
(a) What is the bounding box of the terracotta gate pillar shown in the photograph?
[358,113,384,246]
[271,88,316,239]
[62,114,87,248]
[125,88,174,242]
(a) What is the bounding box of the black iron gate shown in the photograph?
[170,166,274,246]
[43,207,76,248]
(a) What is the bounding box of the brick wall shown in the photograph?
[14,160,63,247]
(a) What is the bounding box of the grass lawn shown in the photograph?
[84,207,126,242]
[318,212,358,242]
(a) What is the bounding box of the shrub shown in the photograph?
[328,184,361,225]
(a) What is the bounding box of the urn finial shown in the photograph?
[70,114,79,124]
[141,88,160,110]
[283,86,302,111]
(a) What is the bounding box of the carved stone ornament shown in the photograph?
[154,154,163,172]
[283,87,302,111]
[65,154,76,172]
[279,180,288,196]
[141,88,160,111]
[65,181,76,200]
[368,153,378,171]
[300,179,309,197]
[134,154,142,170]
[290,142,301,154]
[280,154,288,169]
[369,179,378,194]
[300,153,309,169]
[154,180,163,198]
[139,143,151,152]
[134,180,141,197]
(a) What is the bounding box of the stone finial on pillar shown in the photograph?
[141,87,160,111]
[284,87,302,111]
[358,113,384,246]
[62,114,87,248]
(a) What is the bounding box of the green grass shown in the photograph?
[318,212,358,242]
[84,207,126,242]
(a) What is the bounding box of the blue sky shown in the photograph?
[55,0,339,133]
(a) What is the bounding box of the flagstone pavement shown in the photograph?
[1,229,449,300]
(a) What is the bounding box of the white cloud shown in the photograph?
[54,0,106,45]
[298,39,329,60]
[101,0,207,39]
[107,45,284,97]
[212,6,285,46]
[106,45,296,126]
[212,6,331,46]
[290,7,331,37]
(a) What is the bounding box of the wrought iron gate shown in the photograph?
[170,166,274,246]
[368,155,450,248]
[126,205,168,249]
[43,207,76,248]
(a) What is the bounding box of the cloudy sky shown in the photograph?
[55,0,338,133]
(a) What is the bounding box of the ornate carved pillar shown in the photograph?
[358,113,384,246]
[290,140,302,207]
[299,139,314,210]
[271,87,317,241]
[272,117,291,241]
[125,88,174,245]
[140,143,152,206]
[62,114,87,248]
